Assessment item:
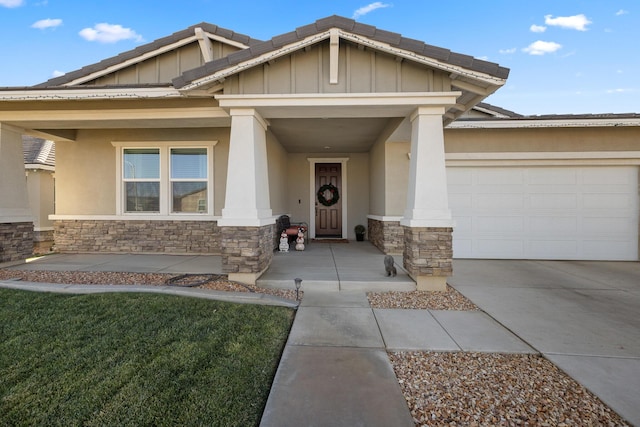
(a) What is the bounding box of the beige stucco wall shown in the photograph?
[286,153,311,223]
[224,40,451,95]
[26,170,55,229]
[55,128,230,216]
[385,141,411,216]
[444,126,640,152]
[347,153,370,238]
[0,125,31,220]
[266,130,288,216]
[369,137,385,216]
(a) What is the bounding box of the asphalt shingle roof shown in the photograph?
[173,15,510,89]
[22,136,55,167]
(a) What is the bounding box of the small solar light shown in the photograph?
[294,278,302,301]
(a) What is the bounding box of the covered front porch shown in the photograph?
[4,241,416,292]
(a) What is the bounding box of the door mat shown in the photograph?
[311,238,349,243]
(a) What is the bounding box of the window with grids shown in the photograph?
[170,148,208,213]
[123,148,160,212]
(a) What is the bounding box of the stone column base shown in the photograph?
[368,218,403,255]
[0,222,34,263]
[221,224,275,285]
[403,226,453,292]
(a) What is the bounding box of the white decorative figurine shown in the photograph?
[295,229,305,251]
[279,230,289,252]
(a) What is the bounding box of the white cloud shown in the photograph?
[0,0,24,7]
[499,48,516,54]
[31,18,63,29]
[616,9,629,16]
[523,40,562,55]
[352,2,391,19]
[52,70,65,78]
[606,88,634,94]
[544,14,592,31]
[79,23,143,43]
[530,24,546,33]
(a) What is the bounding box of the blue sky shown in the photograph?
[0,0,637,115]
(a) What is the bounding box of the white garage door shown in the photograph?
[447,166,639,261]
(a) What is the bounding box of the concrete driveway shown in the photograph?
[448,259,640,426]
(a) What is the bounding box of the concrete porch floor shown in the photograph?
[3,241,416,292]
[258,240,415,292]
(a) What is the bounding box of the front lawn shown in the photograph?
[0,289,294,426]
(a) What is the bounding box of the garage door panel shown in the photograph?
[582,167,635,184]
[476,216,523,232]
[583,193,632,209]
[529,216,578,233]
[530,194,577,209]
[476,194,525,209]
[449,193,472,208]
[528,169,578,185]
[529,240,577,258]
[474,239,524,257]
[447,166,638,261]
[477,169,524,185]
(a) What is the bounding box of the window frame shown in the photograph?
[113,141,217,217]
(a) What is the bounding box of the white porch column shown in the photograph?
[400,107,453,291]
[401,106,454,227]
[218,108,272,226]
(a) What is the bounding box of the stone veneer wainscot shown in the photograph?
[53,220,221,254]
[220,224,275,275]
[0,222,34,262]
[368,218,404,255]
[403,226,453,290]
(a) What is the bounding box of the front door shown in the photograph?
[315,163,342,237]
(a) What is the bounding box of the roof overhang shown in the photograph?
[0,86,184,101]
[215,92,462,119]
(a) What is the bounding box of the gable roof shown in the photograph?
[173,15,509,90]
[33,23,261,88]
[23,136,55,168]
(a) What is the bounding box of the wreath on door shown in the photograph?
[317,183,340,206]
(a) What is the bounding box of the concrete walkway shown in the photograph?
[449,259,640,426]
[260,288,533,427]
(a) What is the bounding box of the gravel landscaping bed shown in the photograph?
[390,351,630,426]
[368,285,478,310]
[0,269,300,301]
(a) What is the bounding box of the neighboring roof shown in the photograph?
[450,111,640,128]
[472,102,523,118]
[33,23,262,88]
[173,15,510,89]
[23,136,55,167]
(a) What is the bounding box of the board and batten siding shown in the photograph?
[223,40,451,95]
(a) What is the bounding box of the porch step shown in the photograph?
[256,279,415,293]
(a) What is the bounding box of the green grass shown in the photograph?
[0,289,294,426]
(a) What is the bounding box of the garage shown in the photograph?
[447,166,639,261]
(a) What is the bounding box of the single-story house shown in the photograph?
[22,136,56,253]
[1,15,639,289]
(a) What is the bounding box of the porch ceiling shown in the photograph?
[269,117,393,153]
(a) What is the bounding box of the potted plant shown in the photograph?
[354,224,366,241]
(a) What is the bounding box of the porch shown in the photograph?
[4,241,416,292]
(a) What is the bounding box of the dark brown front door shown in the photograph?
[315,163,342,237]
